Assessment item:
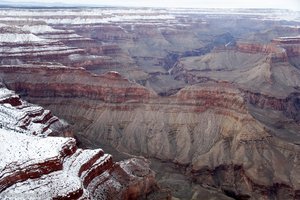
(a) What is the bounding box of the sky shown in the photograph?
[4,0,300,11]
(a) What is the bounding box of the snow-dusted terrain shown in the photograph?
[0,87,60,136]
[0,86,156,199]
[0,23,88,63]
[0,6,299,200]
[0,33,44,43]
[0,8,298,25]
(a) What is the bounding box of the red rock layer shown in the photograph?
[0,139,77,193]
[243,90,300,122]
[0,65,153,104]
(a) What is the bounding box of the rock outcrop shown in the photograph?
[0,86,158,199]
[0,22,123,72]
[0,85,65,136]
[0,64,153,103]
[0,24,85,64]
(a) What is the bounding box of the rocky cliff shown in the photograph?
[0,64,153,103]
[172,38,300,96]
[0,7,300,200]
[1,64,299,199]
[0,22,123,73]
[0,85,159,199]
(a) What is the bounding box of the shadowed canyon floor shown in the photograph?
[0,7,299,200]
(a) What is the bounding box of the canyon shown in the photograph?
[0,7,299,200]
[0,84,160,199]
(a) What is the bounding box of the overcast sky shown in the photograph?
[5,0,300,11]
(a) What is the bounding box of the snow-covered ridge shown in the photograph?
[0,8,175,25]
[0,15,175,24]
[0,22,90,61]
[0,129,112,199]
[0,8,169,16]
[0,33,44,43]
[0,129,73,179]
[0,87,60,136]
[0,8,298,24]
[0,87,18,101]
[21,24,63,34]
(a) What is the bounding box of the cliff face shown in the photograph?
[244,91,300,122]
[171,38,300,125]
[0,65,153,103]
[172,38,300,98]
[0,23,123,72]
[234,40,300,64]
[0,86,158,199]
[0,24,84,64]
[1,64,299,199]
[0,7,299,200]
[0,85,66,136]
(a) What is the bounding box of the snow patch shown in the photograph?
[21,25,60,34]
[0,33,44,43]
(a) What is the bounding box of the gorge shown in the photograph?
[0,6,299,200]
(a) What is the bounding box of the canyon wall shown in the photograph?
[1,64,299,199]
[0,85,159,199]
[0,8,299,200]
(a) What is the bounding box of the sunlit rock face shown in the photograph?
[0,7,299,200]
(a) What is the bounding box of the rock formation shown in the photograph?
[0,86,159,199]
[0,7,299,200]
[1,63,299,199]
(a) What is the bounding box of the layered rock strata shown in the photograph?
[0,86,158,199]
[0,64,153,103]
[0,86,64,136]
[0,7,299,200]
[0,23,122,72]
[1,64,299,199]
